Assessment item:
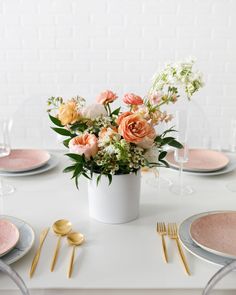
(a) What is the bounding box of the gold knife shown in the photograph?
[29,227,50,278]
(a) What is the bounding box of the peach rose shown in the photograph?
[96,90,118,105]
[123,93,143,105]
[116,111,133,125]
[58,100,79,125]
[118,114,155,146]
[69,134,98,159]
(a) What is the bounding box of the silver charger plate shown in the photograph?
[178,211,234,267]
[0,215,35,265]
[0,153,60,177]
[168,154,236,176]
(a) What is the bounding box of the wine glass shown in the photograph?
[0,119,15,213]
[170,110,193,195]
[226,117,236,192]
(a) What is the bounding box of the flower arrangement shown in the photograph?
[47,59,203,187]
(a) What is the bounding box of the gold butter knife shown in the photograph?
[29,227,50,278]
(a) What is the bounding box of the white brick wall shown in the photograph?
[0,0,235,149]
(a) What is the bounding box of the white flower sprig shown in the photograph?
[149,58,204,100]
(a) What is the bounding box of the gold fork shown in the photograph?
[157,222,168,263]
[168,223,191,275]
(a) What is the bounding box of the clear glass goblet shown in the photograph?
[0,119,15,213]
[169,109,193,195]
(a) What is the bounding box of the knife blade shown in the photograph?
[29,227,50,278]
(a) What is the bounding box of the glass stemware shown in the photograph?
[170,109,193,195]
[0,119,15,213]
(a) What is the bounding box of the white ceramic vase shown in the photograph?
[87,171,141,224]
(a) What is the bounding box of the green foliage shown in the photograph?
[49,114,63,127]
[51,127,73,137]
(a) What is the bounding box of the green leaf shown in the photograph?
[96,174,102,186]
[82,172,91,180]
[75,176,79,190]
[154,135,162,143]
[107,174,112,185]
[70,122,88,132]
[49,114,63,127]
[168,139,183,149]
[158,151,167,160]
[72,163,83,179]
[63,165,76,173]
[161,137,175,145]
[51,127,72,137]
[65,153,84,162]
[63,138,71,148]
[161,126,177,137]
[111,107,121,116]
[159,159,169,167]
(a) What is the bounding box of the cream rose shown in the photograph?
[58,100,79,125]
[81,103,107,119]
[69,134,98,159]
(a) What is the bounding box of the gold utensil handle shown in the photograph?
[29,247,42,278]
[29,227,49,278]
[68,246,76,278]
[161,235,168,263]
[175,238,191,275]
[51,235,62,272]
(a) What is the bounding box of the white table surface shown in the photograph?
[0,150,236,295]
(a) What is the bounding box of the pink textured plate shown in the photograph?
[166,149,229,172]
[190,212,236,259]
[0,149,51,172]
[0,219,20,257]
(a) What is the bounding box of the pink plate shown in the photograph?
[0,149,51,172]
[0,219,20,257]
[190,212,236,259]
[166,149,229,172]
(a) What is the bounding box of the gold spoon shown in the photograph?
[67,232,85,278]
[51,219,72,272]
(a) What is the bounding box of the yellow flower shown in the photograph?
[58,100,79,125]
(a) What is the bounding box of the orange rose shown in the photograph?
[58,100,79,125]
[96,90,118,105]
[116,111,133,125]
[69,134,98,159]
[118,114,155,146]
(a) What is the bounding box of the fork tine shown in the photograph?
[160,222,163,232]
[163,223,166,232]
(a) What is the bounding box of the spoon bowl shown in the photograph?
[67,232,85,246]
[53,219,72,236]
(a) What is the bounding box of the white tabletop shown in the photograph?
[0,150,236,295]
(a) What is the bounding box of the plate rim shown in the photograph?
[0,149,51,173]
[0,219,20,257]
[168,153,236,176]
[166,149,229,172]
[190,211,236,259]
[0,215,35,265]
[178,210,235,267]
[0,153,60,177]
